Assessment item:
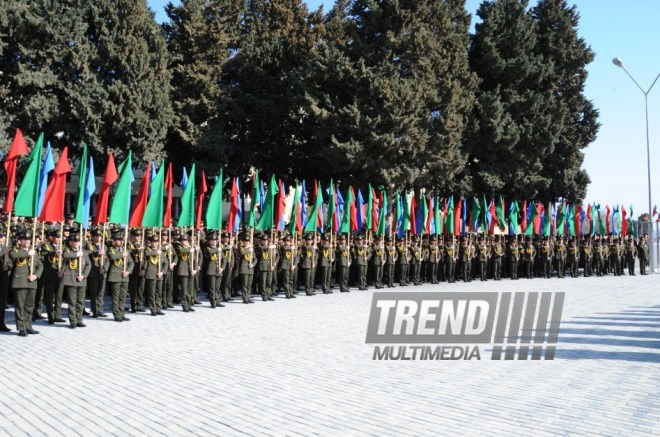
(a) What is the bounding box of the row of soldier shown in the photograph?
[0,214,652,336]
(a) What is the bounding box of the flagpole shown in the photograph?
[100,223,107,268]
[158,227,162,276]
[218,228,222,275]
[58,221,64,270]
[29,219,37,275]
[79,222,83,277]
[122,225,129,273]
[3,212,11,266]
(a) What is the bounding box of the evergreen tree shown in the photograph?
[305,0,476,191]
[164,0,244,172]
[468,0,556,200]
[221,0,324,178]
[532,0,599,202]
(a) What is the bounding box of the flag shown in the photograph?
[326,179,337,232]
[376,189,388,236]
[256,175,278,231]
[300,179,307,229]
[629,206,636,237]
[305,181,324,233]
[409,192,418,235]
[653,205,658,219]
[340,186,355,234]
[288,182,302,236]
[596,204,606,235]
[470,196,481,232]
[509,201,519,235]
[3,128,30,214]
[521,200,528,233]
[38,146,71,222]
[605,205,611,234]
[195,171,208,230]
[612,205,620,235]
[454,197,462,236]
[227,176,239,234]
[14,133,44,218]
[74,144,90,225]
[336,186,344,227]
[129,162,152,227]
[248,170,260,228]
[573,203,582,236]
[621,205,628,235]
[496,195,506,231]
[79,156,96,229]
[525,202,538,236]
[178,163,196,227]
[445,196,454,235]
[205,169,223,230]
[401,190,412,234]
[423,195,430,234]
[143,162,166,228]
[163,163,174,227]
[109,151,134,226]
[488,199,496,234]
[180,167,188,190]
[555,202,566,236]
[94,154,119,225]
[365,184,373,232]
[37,142,55,216]
[259,179,265,212]
[356,188,365,233]
[276,179,286,231]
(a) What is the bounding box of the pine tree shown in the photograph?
[532,0,599,202]
[164,0,244,172]
[221,0,324,178]
[468,0,556,200]
[305,0,476,191]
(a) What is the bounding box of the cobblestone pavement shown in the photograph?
[1,273,659,436]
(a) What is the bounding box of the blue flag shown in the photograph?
[337,187,345,223]
[181,167,188,190]
[300,180,307,228]
[37,142,55,216]
[81,156,96,229]
[234,177,242,233]
[461,198,467,235]
[356,188,364,233]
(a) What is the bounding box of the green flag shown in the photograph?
[142,161,165,228]
[525,202,538,236]
[74,144,89,224]
[509,200,519,235]
[481,194,488,232]
[434,196,442,235]
[445,196,454,235]
[205,169,224,230]
[470,196,481,233]
[597,205,606,235]
[256,175,278,231]
[178,163,196,227]
[401,190,411,233]
[556,202,566,236]
[339,186,354,233]
[14,133,44,218]
[376,189,388,236]
[326,179,336,232]
[543,202,552,236]
[109,151,133,225]
[421,193,429,234]
[248,169,260,228]
[366,183,373,231]
[305,181,323,233]
[567,204,576,237]
[630,205,636,237]
[496,195,506,231]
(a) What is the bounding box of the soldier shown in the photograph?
[477,236,489,281]
[522,237,536,279]
[256,234,276,301]
[86,229,107,318]
[539,237,553,278]
[444,237,457,283]
[554,237,566,278]
[371,236,385,289]
[61,233,91,329]
[10,232,43,336]
[161,231,178,309]
[238,234,256,303]
[105,232,134,322]
[593,238,604,276]
[625,237,637,275]
[300,233,317,296]
[637,235,649,275]
[0,232,11,331]
[353,234,371,290]
[384,236,396,287]
[40,229,65,324]
[144,235,168,315]
[220,233,235,302]
[567,238,579,277]
[609,238,622,276]
[507,237,520,280]
[319,234,334,294]
[426,236,440,284]
[175,234,197,311]
[410,236,423,285]
[581,237,592,277]
[336,234,352,292]
[128,229,146,313]
[203,232,224,308]
[396,237,411,286]
[279,235,298,298]
[491,236,503,281]
[458,236,470,282]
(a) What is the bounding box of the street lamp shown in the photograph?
[613,57,660,273]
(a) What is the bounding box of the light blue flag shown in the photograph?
[81,156,96,229]
[37,142,55,216]
[181,167,188,190]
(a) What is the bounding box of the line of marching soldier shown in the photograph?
[0,213,653,335]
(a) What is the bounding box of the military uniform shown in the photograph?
[203,234,224,308]
[10,233,44,336]
[522,240,536,279]
[86,231,107,317]
[39,235,65,323]
[128,232,146,312]
[507,239,520,280]
[539,240,553,278]
[567,240,579,277]
[336,237,352,292]
[625,239,637,275]
[256,236,276,301]
[0,234,11,331]
[105,234,135,322]
[319,236,334,293]
[409,239,422,285]
[300,235,317,295]
[384,238,396,287]
[396,239,410,286]
[220,235,235,301]
[279,237,298,298]
[161,233,178,308]
[353,236,371,290]
[175,236,196,311]
[238,237,256,303]
[637,237,649,275]
[61,235,92,328]
[554,239,566,278]
[444,239,457,283]
[491,239,504,281]
[477,239,489,281]
[581,239,592,277]
[144,237,168,315]
[371,239,385,289]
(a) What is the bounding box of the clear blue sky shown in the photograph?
[149,0,660,215]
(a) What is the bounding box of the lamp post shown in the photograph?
[613,57,660,273]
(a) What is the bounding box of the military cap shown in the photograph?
[283,235,292,242]
[65,213,75,220]
[304,233,313,241]
[179,234,190,242]
[339,234,347,241]
[112,232,125,241]
[90,228,102,237]
[207,231,219,240]
[259,233,269,241]
[146,234,158,243]
[322,234,330,241]
[17,231,31,240]
[130,229,142,236]
[68,233,80,242]
[221,232,229,239]
[385,235,392,242]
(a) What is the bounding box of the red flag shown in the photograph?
[521,200,528,233]
[3,129,30,213]
[350,186,358,231]
[425,196,433,233]
[409,193,417,235]
[227,177,239,234]
[605,205,611,234]
[575,203,582,235]
[38,147,71,222]
[621,205,628,235]
[275,179,286,228]
[533,202,543,234]
[372,187,380,233]
[129,162,152,227]
[489,199,497,235]
[163,163,174,227]
[332,186,340,232]
[93,153,118,225]
[195,171,208,230]
[454,198,462,236]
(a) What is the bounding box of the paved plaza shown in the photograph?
[1,273,659,436]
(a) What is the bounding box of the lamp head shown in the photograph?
[612,57,623,68]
